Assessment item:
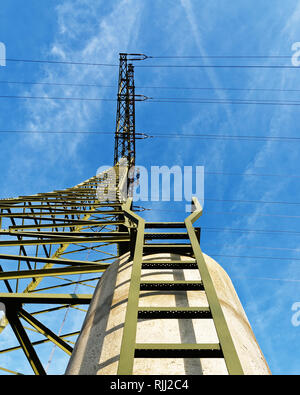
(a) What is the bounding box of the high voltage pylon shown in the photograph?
[0,53,141,375]
[0,53,268,376]
[114,53,136,169]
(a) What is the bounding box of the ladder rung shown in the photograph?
[138,306,212,319]
[144,232,189,240]
[145,222,186,229]
[134,343,222,358]
[142,261,197,269]
[143,245,193,256]
[140,280,204,290]
[143,243,192,247]
[143,244,193,253]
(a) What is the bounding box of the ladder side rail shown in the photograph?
[117,198,145,374]
[184,197,244,375]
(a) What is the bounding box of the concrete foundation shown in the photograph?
[65,252,271,375]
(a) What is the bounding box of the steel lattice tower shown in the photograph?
[114,53,136,169]
[0,53,270,376]
[0,53,138,375]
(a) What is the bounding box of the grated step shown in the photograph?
[145,222,186,229]
[134,343,222,358]
[138,306,211,319]
[142,260,197,269]
[140,280,204,291]
[144,232,189,240]
[143,244,193,255]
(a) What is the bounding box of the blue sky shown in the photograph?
[0,0,300,375]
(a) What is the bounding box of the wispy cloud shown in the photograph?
[5,0,144,196]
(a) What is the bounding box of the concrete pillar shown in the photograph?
[65,252,270,375]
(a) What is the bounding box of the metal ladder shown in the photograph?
[118,198,244,375]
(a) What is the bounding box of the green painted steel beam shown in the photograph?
[0,331,79,354]
[19,308,73,355]
[117,199,145,375]
[28,276,100,293]
[0,253,107,266]
[4,231,128,237]
[0,366,23,375]
[30,305,79,316]
[0,210,123,217]
[0,264,108,281]
[6,307,46,375]
[0,293,93,304]
[8,216,111,223]
[185,197,244,375]
[9,220,124,230]
[0,235,129,247]
[0,203,122,209]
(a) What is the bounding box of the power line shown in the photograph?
[0,131,298,177]
[149,132,300,142]
[204,171,300,179]
[149,55,292,59]
[148,98,300,106]
[1,123,300,144]
[0,80,116,89]
[0,130,149,139]
[0,130,116,134]
[5,58,118,67]
[3,79,300,94]
[203,243,300,253]
[206,210,300,219]
[3,57,300,69]
[2,129,300,145]
[140,196,300,207]
[230,275,300,283]
[206,198,300,206]
[0,94,147,102]
[0,94,116,102]
[202,226,300,236]
[208,253,300,262]
[4,93,300,108]
[152,97,300,104]
[136,64,300,69]
[0,129,298,177]
[140,85,300,93]
[1,128,299,143]
[149,208,300,219]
